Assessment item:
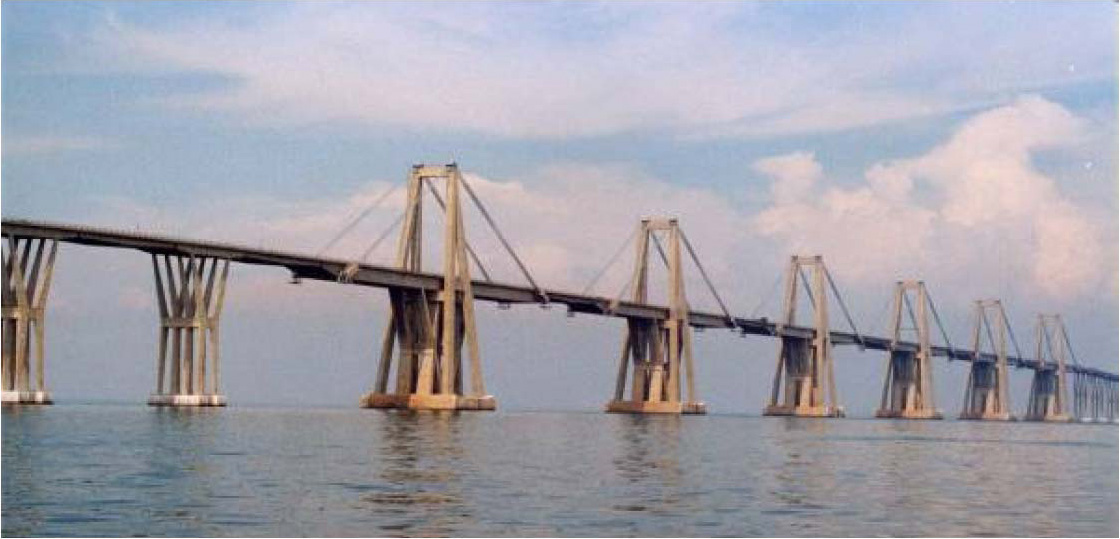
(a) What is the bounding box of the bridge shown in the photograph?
[2,164,1117,421]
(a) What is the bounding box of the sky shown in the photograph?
[2,1,1117,414]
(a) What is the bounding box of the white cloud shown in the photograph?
[751,95,1113,300]
[81,96,1113,318]
[81,3,1115,140]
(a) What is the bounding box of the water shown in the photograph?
[3,405,1116,537]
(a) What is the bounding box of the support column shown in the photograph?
[1091,378,1101,421]
[875,281,942,419]
[1112,380,1118,422]
[959,300,1014,421]
[764,256,843,418]
[1071,372,1081,420]
[361,164,495,411]
[147,254,230,407]
[1,236,57,405]
[1023,314,1072,422]
[606,218,705,415]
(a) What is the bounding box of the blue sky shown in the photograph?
[1,1,1116,412]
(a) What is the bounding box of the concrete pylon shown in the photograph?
[959,300,1014,421]
[147,254,230,407]
[1023,314,1072,422]
[606,218,705,415]
[764,255,843,418]
[361,164,495,411]
[1,236,58,405]
[875,280,942,420]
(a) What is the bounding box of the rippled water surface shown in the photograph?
[3,405,1117,537]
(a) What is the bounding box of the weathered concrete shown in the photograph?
[1024,368,1072,422]
[875,281,943,420]
[959,300,1015,421]
[360,392,496,411]
[363,165,497,412]
[606,400,706,414]
[147,393,227,407]
[764,404,845,418]
[1024,315,1073,423]
[765,256,845,418]
[1,390,52,405]
[148,254,231,408]
[605,218,710,416]
[876,410,943,419]
[958,410,1014,421]
[874,408,942,420]
[2,237,58,405]
[960,361,1015,421]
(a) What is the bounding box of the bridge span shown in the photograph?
[2,164,1117,420]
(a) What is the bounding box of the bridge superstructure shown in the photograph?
[2,163,1117,421]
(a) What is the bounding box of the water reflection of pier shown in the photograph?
[367,412,475,536]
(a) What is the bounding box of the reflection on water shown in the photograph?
[611,415,687,516]
[3,406,1117,537]
[614,415,682,484]
[367,412,474,537]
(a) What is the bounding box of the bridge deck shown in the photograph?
[3,218,1114,381]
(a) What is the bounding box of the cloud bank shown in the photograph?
[85,2,1115,139]
[752,95,1111,299]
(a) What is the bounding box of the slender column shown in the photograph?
[1,236,57,405]
[875,281,942,419]
[764,255,843,418]
[361,164,495,411]
[148,254,229,407]
[606,218,704,415]
[959,300,1013,420]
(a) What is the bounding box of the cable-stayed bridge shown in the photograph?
[2,164,1116,421]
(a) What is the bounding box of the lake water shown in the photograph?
[2,404,1117,537]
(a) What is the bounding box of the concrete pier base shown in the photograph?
[360,392,496,411]
[875,409,943,420]
[1,390,52,405]
[764,404,845,418]
[958,411,1014,421]
[605,400,706,414]
[147,394,227,407]
[1022,413,1072,423]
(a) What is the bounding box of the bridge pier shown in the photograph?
[1072,372,1082,418]
[875,281,942,420]
[361,164,495,411]
[765,256,843,418]
[1080,376,1118,423]
[959,300,1014,421]
[1023,314,1071,422]
[1106,379,1116,422]
[605,218,705,415]
[1024,369,1070,422]
[147,254,230,407]
[1,236,58,405]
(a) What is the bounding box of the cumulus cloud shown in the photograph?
[752,95,1112,299]
[79,2,1115,139]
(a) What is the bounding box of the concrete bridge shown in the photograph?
[3,164,1116,421]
